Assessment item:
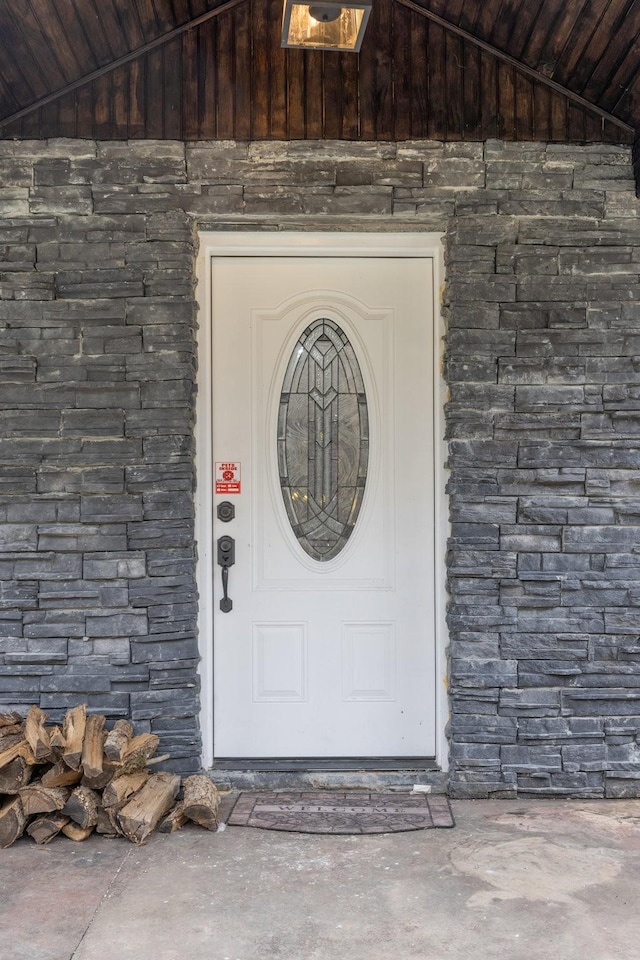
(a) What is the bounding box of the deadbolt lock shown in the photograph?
[217,501,235,523]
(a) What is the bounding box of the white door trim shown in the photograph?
[195,231,449,770]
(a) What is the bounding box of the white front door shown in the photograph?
[209,247,437,758]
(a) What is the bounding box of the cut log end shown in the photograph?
[62,822,95,842]
[62,785,100,829]
[27,813,70,845]
[19,784,69,818]
[0,796,26,848]
[182,775,221,831]
[0,756,34,794]
[104,720,134,762]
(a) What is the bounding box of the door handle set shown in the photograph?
[216,501,236,613]
[217,535,235,613]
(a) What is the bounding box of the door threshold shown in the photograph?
[207,758,447,793]
[212,757,438,772]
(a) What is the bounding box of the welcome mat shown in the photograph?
[227,791,455,834]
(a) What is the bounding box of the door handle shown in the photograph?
[217,536,235,612]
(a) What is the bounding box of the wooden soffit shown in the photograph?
[0,0,635,143]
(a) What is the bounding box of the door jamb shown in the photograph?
[195,231,449,771]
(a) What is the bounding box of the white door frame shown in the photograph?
[195,231,449,770]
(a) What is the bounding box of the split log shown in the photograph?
[0,796,26,848]
[62,822,95,842]
[82,759,117,792]
[27,813,70,845]
[0,723,24,739]
[48,725,66,751]
[41,761,83,789]
[96,807,122,837]
[0,732,26,757]
[159,803,188,834]
[0,741,24,769]
[0,739,35,771]
[62,785,100,829]
[62,704,86,770]
[117,772,180,844]
[182,775,220,831]
[24,705,52,761]
[102,770,149,808]
[19,784,69,818]
[0,756,33,794]
[115,733,159,777]
[104,720,133,761]
[81,714,105,780]
[146,753,171,767]
[96,804,124,837]
[0,712,21,727]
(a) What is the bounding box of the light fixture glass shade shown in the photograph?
[281,0,372,51]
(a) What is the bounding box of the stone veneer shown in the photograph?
[1,137,640,792]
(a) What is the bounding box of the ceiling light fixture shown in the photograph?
[281,0,372,52]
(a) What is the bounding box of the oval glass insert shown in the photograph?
[278,317,369,562]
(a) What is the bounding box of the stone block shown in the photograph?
[501,745,562,772]
[604,611,640,635]
[130,637,199,664]
[91,638,131,661]
[517,718,572,741]
[499,688,561,717]
[447,549,517,578]
[84,612,148,638]
[500,531,561,552]
[500,578,561,607]
[448,778,516,799]
[30,188,93,215]
[562,689,640,716]
[515,382,585,413]
[545,773,603,796]
[450,657,517,689]
[449,743,501,766]
[23,617,86,639]
[449,498,516,524]
[446,301,500,329]
[605,778,640,798]
[40,673,112,693]
[448,216,518,246]
[80,495,143,522]
[130,688,199,720]
[605,742,640,771]
[564,526,640,552]
[39,692,130,715]
[447,276,517,303]
[448,439,518,467]
[500,634,588,660]
[450,637,500,658]
[501,195,604,217]
[448,715,517,744]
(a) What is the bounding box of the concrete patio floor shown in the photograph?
[2,797,640,960]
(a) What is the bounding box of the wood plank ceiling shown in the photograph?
[0,0,637,144]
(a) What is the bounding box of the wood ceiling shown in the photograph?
[0,0,637,144]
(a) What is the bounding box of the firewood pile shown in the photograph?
[0,705,220,848]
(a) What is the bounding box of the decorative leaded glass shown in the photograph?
[278,318,369,561]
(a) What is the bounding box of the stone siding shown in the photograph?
[0,138,639,791]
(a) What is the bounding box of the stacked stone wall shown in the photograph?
[0,137,639,790]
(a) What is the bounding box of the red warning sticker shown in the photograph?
[215,462,241,494]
